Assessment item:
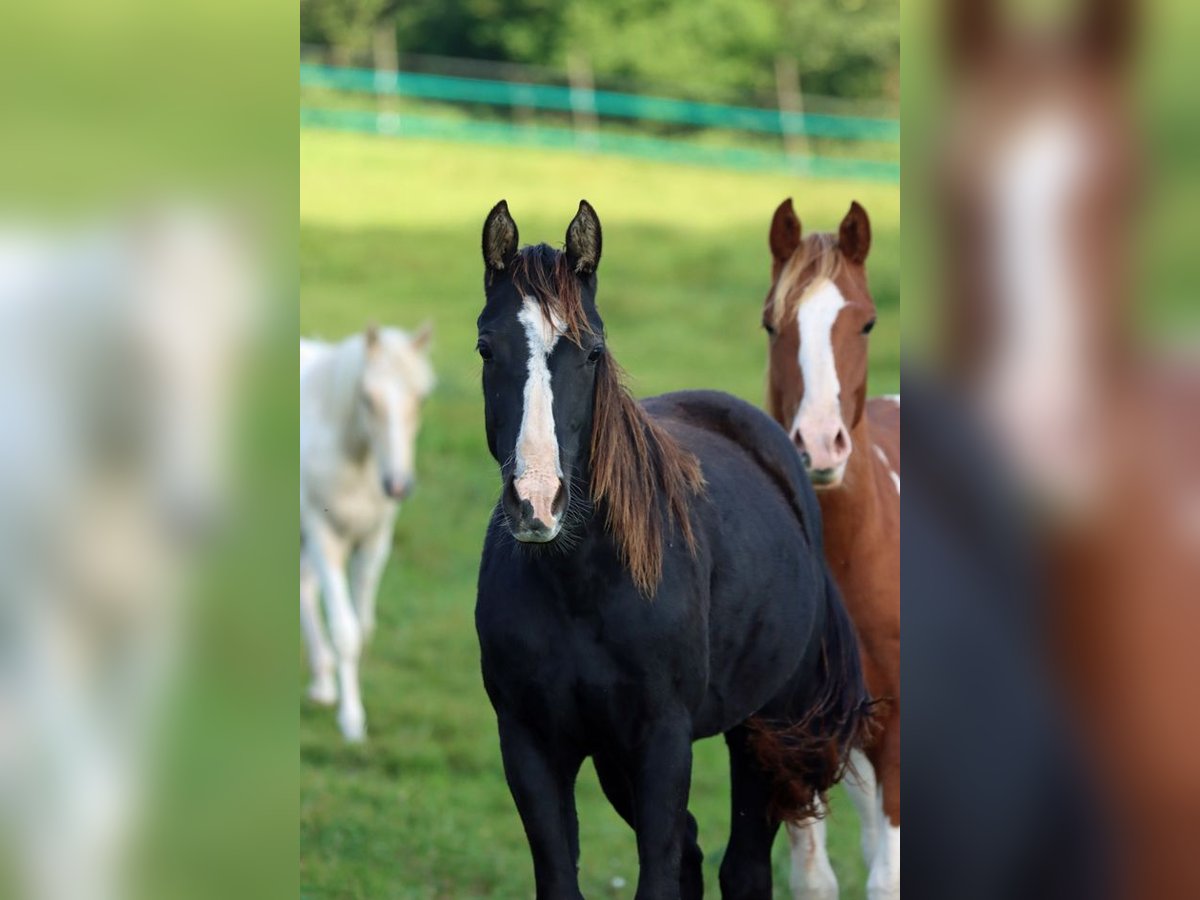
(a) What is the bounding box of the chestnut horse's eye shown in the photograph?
[762,321,776,337]
[476,339,494,361]
[862,318,876,335]
[587,344,604,363]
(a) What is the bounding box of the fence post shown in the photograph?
[775,55,810,166]
[567,51,599,152]
[373,16,400,134]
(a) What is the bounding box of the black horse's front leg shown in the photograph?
[631,718,695,900]
[497,716,585,900]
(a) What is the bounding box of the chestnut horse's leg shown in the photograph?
[866,708,901,900]
[786,804,839,900]
[842,748,879,869]
[594,753,704,900]
[496,715,584,900]
[719,724,781,900]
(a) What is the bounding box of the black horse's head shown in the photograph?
[476,199,605,544]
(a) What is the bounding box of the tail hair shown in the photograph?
[747,571,879,824]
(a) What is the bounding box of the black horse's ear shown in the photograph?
[839,201,872,265]
[769,198,802,265]
[565,199,602,275]
[482,200,519,272]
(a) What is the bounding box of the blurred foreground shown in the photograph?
[905,1,1200,897]
[0,206,262,900]
[0,3,295,899]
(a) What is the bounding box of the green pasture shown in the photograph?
[300,129,900,898]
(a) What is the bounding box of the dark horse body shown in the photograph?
[475,200,869,899]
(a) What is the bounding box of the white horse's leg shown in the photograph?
[300,550,337,705]
[845,748,879,869]
[787,800,839,900]
[306,520,366,742]
[348,516,393,644]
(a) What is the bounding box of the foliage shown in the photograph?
[302,0,392,61]
[565,0,898,102]
[302,0,899,105]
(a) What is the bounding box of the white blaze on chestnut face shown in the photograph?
[983,107,1098,508]
[514,297,565,531]
[791,279,851,477]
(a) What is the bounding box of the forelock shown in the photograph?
[512,244,593,344]
[768,233,844,331]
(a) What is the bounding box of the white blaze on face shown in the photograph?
[791,279,851,476]
[984,108,1099,506]
[380,384,419,494]
[362,332,434,499]
[514,297,565,531]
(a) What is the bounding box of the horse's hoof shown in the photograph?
[338,711,367,743]
[307,679,338,706]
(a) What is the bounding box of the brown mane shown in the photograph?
[512,245,704,596]
[766,232,844,330]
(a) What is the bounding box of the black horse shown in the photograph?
[474,199,871,900]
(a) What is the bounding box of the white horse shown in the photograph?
[300,323,434,742]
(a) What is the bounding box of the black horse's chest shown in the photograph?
[476,578,700,748]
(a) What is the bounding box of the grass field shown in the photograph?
[299,129,900,899]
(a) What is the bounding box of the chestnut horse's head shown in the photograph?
[937,0,1140,507]
[763,199,877,488]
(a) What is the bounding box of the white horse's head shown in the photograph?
[356,323,435,500]
[127,206,263,539]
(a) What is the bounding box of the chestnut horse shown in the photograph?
[939,2,1200,896]
[762,200,900,900]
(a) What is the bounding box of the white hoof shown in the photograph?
[338,708,367,743]
[307,676,338,706]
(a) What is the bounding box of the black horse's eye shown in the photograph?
[862,318,876,335]
[476,339,493,361]
[587,344,604,363]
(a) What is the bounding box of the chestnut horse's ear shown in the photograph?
[482,200,519,272]
[769,198,802,265]
[1076,0,1137,70]
[565,199,602,275]
[943,0,1001,72]
[838,201,872,265]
